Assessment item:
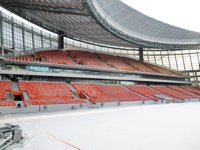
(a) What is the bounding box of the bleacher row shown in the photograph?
[0,81,200,107]
[0,81,16,106]
[9,50,177,75]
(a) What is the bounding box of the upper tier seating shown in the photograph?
[72,83,149,103]
[37,50,77,66]
[122,58,157,73]
[19,81,85,105]
[181,86,200,96]
[0,81,16,106]
[9,50,77,66]
[127,85,173,101]
[151,86,197,99]
[143,63,176,75]
[9,54,33,62]
[9,50,178,75]
[70,50,111,69]
[97,53,134,71]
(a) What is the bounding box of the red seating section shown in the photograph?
[151,86,198,99]
[72,83,149,103]
[0,81,16,106]
[38,50,76,65]
[144,63,176,75]
[122,58,156,73]
[9,54,33,62]
[1,80,200,107]
[97,53,134,71]
[9,50,178,75]
[19,81,85,105]
[181,86,200,96]
[127,85,173,101]
[70,51,111,69]
[168,86,200,98]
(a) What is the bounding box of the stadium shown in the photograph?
[0,0,200,150]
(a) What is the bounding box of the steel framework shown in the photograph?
[0,0,200,50]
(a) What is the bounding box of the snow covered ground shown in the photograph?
[1,103,200,150]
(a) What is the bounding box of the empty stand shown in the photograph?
[37,50,77,65]
[9,54,33,62]
[19,81,85,105]
[127,85,173,101]
[72,83,149,103]
[97,53,133,71]
[169,86,200,98]
[8,50,179,75]
[9,50,77,66]
[70,50,111,69]
[151,86,196,99]
[0,81,16,107]
[123,58,157,73]
[181,86,200,96]
[144,63,176,75]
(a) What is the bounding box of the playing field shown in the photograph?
[1,103,200,150]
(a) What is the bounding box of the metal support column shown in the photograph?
[2,46,4,58]
[0,11,3,46]
[31,27,35,50]
[139,47,144,61]
[58,31,64,49]
[11,17,15,50]
[22,23,25,51]
[40,30,44,48]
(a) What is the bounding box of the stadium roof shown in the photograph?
[0,0,200,50]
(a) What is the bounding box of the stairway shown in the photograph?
[12,82,20,91]
[67,83,93,105]
[6,92,12,100]
[22,91,30,100]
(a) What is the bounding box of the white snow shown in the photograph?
[1,103,200,150]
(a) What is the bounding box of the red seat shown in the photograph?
[127,85,174,101]
[72,82,149,103]
[8,50,179,75]
[19,81,85,106]
[0,81,16,107]
[151,86,196,99]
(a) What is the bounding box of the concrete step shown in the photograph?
[12,82,19,91]
[22,91,30,100]
[6,92,12,100]
[67,83,94,105]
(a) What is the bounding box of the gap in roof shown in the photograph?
[121,0,200,33]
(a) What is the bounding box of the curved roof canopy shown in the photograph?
[0,0,200,50]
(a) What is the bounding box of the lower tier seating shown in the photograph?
[0,81,15,106]
[151,86,199,99]
[72,83,149,103]
[127,85,174,101]
[0,81,12,100]
[0,100,16,107]
[181,86,200,96]
[1,80,200,107]
[168,86,200,98]
[19,81,85,105]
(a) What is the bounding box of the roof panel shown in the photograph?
[0,0,200,49]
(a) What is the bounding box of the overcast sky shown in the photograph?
[121,0,200,32]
